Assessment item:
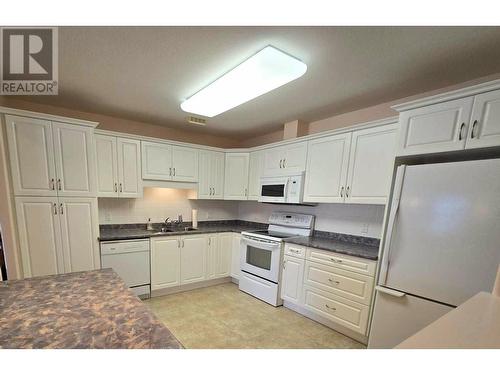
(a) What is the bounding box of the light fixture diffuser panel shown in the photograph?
[180,46,307,117]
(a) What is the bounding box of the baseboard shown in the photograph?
[231,277,239,285]
[284,301,368,345]
[151,277,232,297]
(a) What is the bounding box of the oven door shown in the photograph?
[240,236,282,282]
[259,177,288,203]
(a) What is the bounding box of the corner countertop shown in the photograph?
[0,269,183,349]
[283,231,380,260]
[98,220,267,242]
[396,292,500,348]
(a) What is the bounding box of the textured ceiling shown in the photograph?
[18,26,500,139]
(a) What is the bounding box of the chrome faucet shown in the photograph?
[173,214,183,224]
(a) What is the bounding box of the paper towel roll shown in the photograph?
[192,209,198,229]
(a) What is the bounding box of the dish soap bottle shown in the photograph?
[147,218,153,231]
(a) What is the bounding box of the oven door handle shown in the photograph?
[241,237,281,251]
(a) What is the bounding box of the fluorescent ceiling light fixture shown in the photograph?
[180,46,307,117]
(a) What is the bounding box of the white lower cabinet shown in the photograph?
[281,255,305,305]
[231,233,241,279]
[151,237,181,290]
[281,244,376,337]
[180,235,207,284]
[215,233,232,278]
[15,196,99,278]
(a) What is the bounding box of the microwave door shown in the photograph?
[260,183,286,203]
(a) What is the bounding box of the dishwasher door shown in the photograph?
[101,240,150,292]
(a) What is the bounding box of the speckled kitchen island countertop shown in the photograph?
[283,231,380,260]
[0,269,183,349]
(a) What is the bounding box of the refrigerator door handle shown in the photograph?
[375,285,406,298]
[379,165,406,285]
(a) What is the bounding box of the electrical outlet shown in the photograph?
[361,223,369,234]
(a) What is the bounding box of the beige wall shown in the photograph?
[0,97,239,148]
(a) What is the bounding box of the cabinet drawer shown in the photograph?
[304,261,374,305]
[284,243,306,258]
[303,285,369,335]
[306,248,376,276]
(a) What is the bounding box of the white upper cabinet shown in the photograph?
[58,197,100,273]
[141,141,198,182]
[117,138,142,198]
[345,124,397,204]
[5,115,57,196]
[224,153,249,200]
[52,122,96,197]
[262,142,307,176]
[303,133,352,203]
[95,135,118,197]
[467,89,500,149]
[396,97,473,156]
[198,150,224,199]
[171,146,198,182]
[247,150,264,201]
[5,115,96,197]
[141,141,172,180]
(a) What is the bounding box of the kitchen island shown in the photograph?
[0,269,182,349]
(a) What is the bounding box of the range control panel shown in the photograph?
[268,212,315,229]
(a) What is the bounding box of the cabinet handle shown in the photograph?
[50,178,55,190]
[330,258,342,263]
[458,122,465,141]
[119,183,123,192]
[59,203,63,215]
[57,179,62,190]
[346,186,350,198]
[212,187,215,196]
[471,120,478,139]
[283,158,286,168]
[208,237,211,246]
[283,260,286,269]
[182,239,185,248]
[325,304,337,311]
[340,186,344,198]
[53,203,57,215]
[328,278,340,284]
[114,183,118,192]
[244,188,248,196]
[169,167,172,176]
[173,167,176,176]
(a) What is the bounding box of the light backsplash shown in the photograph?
[98,187,239,225]
[237,202,385,238]
[99,188,385,238]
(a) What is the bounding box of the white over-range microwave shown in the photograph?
[259,173,305,204]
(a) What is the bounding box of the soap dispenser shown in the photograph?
[147,218,153,231]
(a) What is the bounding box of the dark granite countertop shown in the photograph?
[0,269,183,349]
[99,220,267,241]
[283,231,380,260]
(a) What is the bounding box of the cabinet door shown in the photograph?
[151,237,180,290]
[396,97,473,156]
[345,124,397,204]
[172,146,198,182]
[180,235,207,284]
[303,133,351,203]
[141,141,172,180]
[52,122,96,197]
[223,153,249,200]
[281,255,305,305]
[283,142,307,174]
[58,197,100,273]
[15,197,63,277]
[216,233,232,278]
[197,150,212,199]
[263,147,284,176]
[466,89,500,149]
[212,151,225,199]
[117,138,142,198]
[230,233,241,279]
[5,115,57,196]
[247,151,264,201]
[206,235,218,279]
[95,134,118,197]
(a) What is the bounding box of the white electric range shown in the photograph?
[239,212,315,306]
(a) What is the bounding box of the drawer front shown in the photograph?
[304,261,374,305]
[303,285,369,335]
[284,243,306,258]
[306,248,376,276]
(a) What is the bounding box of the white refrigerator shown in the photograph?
[368,159,500,348]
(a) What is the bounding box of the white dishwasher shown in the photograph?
[100,239,151,299]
